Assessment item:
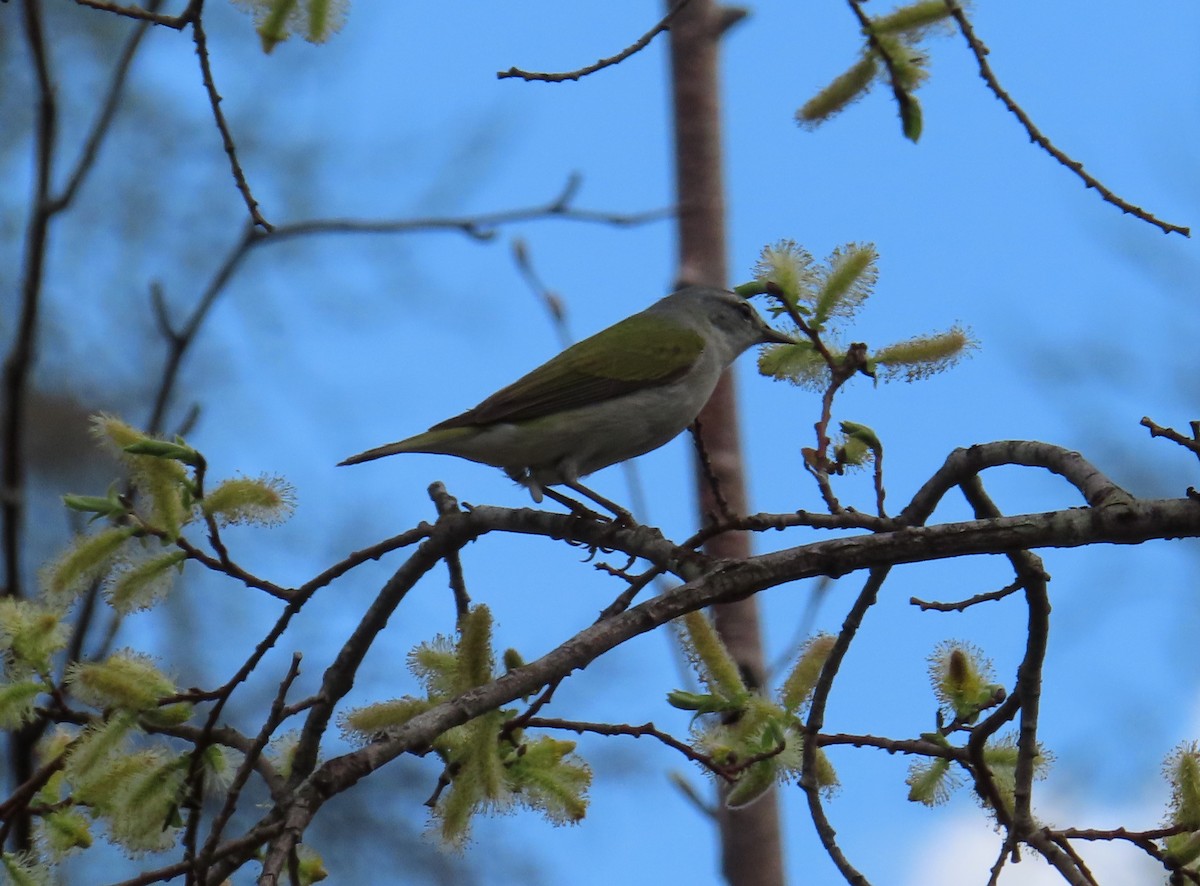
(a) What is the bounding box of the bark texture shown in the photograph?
[665,2,787,884]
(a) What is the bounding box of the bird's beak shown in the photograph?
[763,326,797,346]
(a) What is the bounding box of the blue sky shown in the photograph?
[14,0,1200,883]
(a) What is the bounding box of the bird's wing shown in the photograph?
[432,313,705,429]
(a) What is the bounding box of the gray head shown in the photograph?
[653,286,794,360]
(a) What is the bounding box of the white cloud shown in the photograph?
[902,797,1167,886]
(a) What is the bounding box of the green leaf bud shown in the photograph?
[725,760,777,809]
[667,690,710,712]
[839,421,882,452]
[122,439,203,467]
[63,485,128,521]
[666,690,746,717]
[87,415,195,536]
[902,92,923,142]
[141,701,195,728]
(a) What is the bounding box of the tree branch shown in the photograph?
[146,178,670,434]
[498,0,693,83]
[190,4,272,231]
[73,0,200,29]
[204,488,1200,880]
[942,0,1189,238]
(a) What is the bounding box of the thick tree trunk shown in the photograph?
[665,2,786,885]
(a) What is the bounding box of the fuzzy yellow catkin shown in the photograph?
[753,239,814,305]
[680,610,746,696]
[797,54,879,126]
[875,326,974,381]
[780,634,836,713]
[870,1,954,36]
[1169,743,1200,828]
[815,244,877,323]
[342,698,431,739]
[42,527,135,602]
[907,757,953,806]
[457,605,495,690]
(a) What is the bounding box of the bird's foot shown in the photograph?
[541,487,611,523]
[563,481,636,527]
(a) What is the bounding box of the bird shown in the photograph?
[339,285,793,518]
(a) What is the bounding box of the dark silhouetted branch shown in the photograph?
[498,0,693,83]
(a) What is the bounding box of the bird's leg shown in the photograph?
[563,481,636,527]
[540,486,609,523]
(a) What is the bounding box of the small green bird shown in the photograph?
[340,285,792,509]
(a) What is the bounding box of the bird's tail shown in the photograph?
[338,441,413,466]
[338,427,473,466]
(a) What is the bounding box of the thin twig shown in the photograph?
[175,536,292,600]
[5,0,59,850]
[689,419,735,523]
[502,677,564,738]
[190,5,273,231]
[191,653,304,882]
[498,0,694,83]
[801,567,890,884]
[5,0,57,604]
[1142,416,1200,461]
[846,0,918,138]
[511,237,571,348]
[108,820,286,886]
[146,178,669,433]
[203,489,1200,881]
[429,483,471,620]
[942,0,1189,238]
[73,0,200,29]
[53,1,162,210]
[597,565,665,619]
[524,717,733,779]
[910,578,1027,612]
